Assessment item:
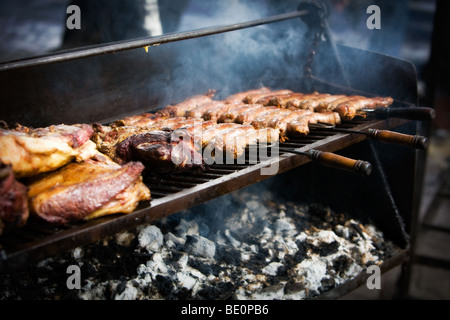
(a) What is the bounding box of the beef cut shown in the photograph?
[92,124,203,174]
[27,157,150,225]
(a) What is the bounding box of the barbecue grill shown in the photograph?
[0,1,432,299]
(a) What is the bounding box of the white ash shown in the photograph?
[0,190,399,300]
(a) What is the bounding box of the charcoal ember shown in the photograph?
[197,282,235,300]
[154,275,174,298]
[164,232,185,250]
[320,277,336,293]
[184,235,216,259]
[114,281,139,300]
[138,225,164,252]
[284,281,306,295]
[187,258,221,277]
[0,185,399,300]
[311,240,340,257]
[216,245,241,265]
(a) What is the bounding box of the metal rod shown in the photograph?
[0,10,308,72]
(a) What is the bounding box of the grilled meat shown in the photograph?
[283,93,329,109]
[115,130,203,174]
[91,124,150,160]
[0,124,96,178]
[117,113,164,127]
[92,124,203,174]
[287,112,341,136]
[158,92,215,118]
[149,117,191,130]
[202,102,234,122]
[232,128,280,158]
[234,106,277,124]
[0,163,29,234]
[201,123,242,148]
[186,101,225,119]
[223,87,271,104]
[331,96,394,120]
[207,125,256,159]
[177,120,217,139]
[259,92,304,107]
[298,95,344,111]
[217,104,263,123]
[315,95,366,112]
[250,109,293,129]
[243,89,293,104]
[28,158,150,225]
[267,109,313,136]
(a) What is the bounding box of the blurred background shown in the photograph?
[0,0,448,299]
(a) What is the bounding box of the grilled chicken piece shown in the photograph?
[223,87,271,104]
[217,104,262,123]
[332,96,394,121]
[0,124,96,178]
[158,93,215,118]
[187,101,226,119]
[287,112,341,136]
[0,163,29,234]
[28,158,150,225]
[250,109,293,129]
[243,89,293,104]
[234,106,277,124]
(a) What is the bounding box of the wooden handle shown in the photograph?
[374,107,435,121]
[308,150,372,176]
[367,129,429,150]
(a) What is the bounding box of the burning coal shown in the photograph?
[0,183,399,300]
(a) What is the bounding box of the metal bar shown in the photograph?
[0,10,308,72]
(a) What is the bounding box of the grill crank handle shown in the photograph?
[280,148,372,176]
[366,129,429,150]
[311,124,429,150]
[363,107,435,121]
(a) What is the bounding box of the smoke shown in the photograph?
[152,0,309,105]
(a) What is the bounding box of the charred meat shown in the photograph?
[27,158,150,225]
